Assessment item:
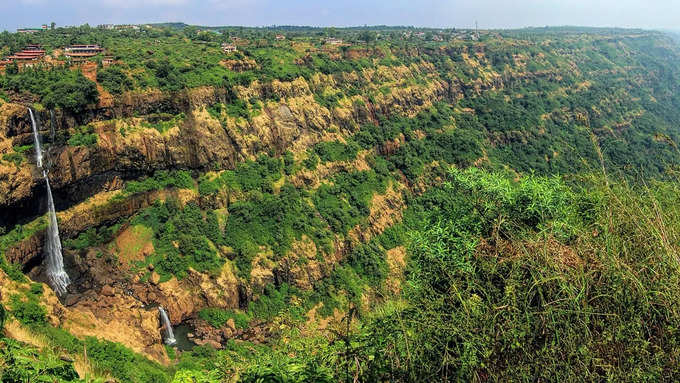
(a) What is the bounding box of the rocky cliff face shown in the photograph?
[0,64,446,361]
[0,63,452,228]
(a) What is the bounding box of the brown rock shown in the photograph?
[225,318,236,332]
[150,272,160,285]
[221,327,233,338]
[101,285,115,297]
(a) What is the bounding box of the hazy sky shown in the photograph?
[1,0,678,31]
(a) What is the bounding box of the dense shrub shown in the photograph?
[248,284,298,321]
[347,242,388,286]
[64,223,122,250]
[349,169,680,381]
[9,294,46,326]
[84,336,170,382]
[132,201,225,280]
[67,125,98,147]
[0,338,79,382]
[124,170,194,195]
[97,66,134,94]
[42,71,99,113]
[198,308,249,329]
[313,139,360,163]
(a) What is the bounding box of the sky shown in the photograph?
[1,0,678,31]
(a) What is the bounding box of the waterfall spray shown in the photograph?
[159,307,176,345]
[29,108,70,295]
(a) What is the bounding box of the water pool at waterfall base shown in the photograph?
[172,323,198,351]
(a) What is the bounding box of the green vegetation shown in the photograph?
[97,65,134,94]
[1,145,32,166]
[0,66,98,112]
[67,125,98,147]
[338,169,680,381]
[208,99,261,122]
[198,308,249,330]
[142,112,186,134]
[9,294,47,326]
[84,337,170,382]
[314,170,388,234]
[2,285,170,382]
[132,200,224,280]
[124,169,194,195]
[198,155,282,196]
[0,338,79,382]
[64,223,122,250]
[313,139,360,163]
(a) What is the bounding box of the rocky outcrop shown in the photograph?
[0,268,169,364]
[130,264,240,325]
[5,230,45,266]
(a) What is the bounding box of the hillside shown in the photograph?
[1,25,680,381]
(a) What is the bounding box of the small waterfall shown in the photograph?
[159,307,176,345]
[29,108,70,295]
[49,110,56,144]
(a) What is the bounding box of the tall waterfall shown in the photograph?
[29,108,70,295]
[159,307,176,345]
[29,109,42,168]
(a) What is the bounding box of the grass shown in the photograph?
[345,169,680,381]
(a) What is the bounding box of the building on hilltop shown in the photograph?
[117,25,140,30]
[276,34,286,41]
[324,37,343,45]
[6,44,46,62]
[17,28,42,34]
[64,44,104,59]
[222,43,237,53]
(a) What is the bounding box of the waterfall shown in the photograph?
[28,108,42,168]
[159,307,176,345]
[49,110,56,144]
[44,172,70,295]
[29,108,70,295]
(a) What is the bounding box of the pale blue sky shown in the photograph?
[2,0,678,31]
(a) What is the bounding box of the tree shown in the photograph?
[43,72,99,113]
[5,62,18,75]
[359,30,377,52]
[50,22,56,30]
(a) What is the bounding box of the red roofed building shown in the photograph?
[6,45,45,61]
